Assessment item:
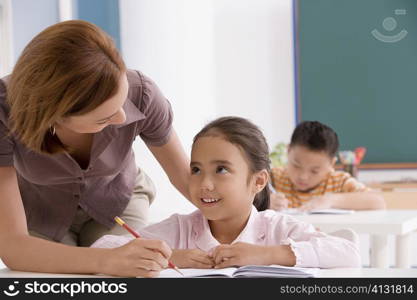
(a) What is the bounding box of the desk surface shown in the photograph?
[318,268,417,278]
[0,268,106,278]
[1,268,416,278]
[367,181,417,191]
[290,210,417,235]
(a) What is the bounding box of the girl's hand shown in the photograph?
[270,192,289,211]
[170,249,214,269]
[211,242,272,268]
[100,238,172,277]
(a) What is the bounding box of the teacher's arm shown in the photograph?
[0,166,171,277]
[147,129,191,200]
[0,166,105,274]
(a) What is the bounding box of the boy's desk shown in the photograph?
[367,181,417,192]
[1,267,417,278]
[291,210,417,269]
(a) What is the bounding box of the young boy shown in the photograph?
[270,121,385,211]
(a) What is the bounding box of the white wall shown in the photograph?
[212,0,295,146]
[120,0,296,223]
[0,0,60,76]
[0,0,14,76]
[11,0,59,63]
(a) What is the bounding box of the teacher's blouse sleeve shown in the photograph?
[136,73,174,147]
[0,79,14,167]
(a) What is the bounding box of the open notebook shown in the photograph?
[282,208,354,215]
[158,265,318,278]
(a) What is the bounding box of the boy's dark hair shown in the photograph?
[290,121,339,157]
[193,116,270,211]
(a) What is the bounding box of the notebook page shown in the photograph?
[233,265,319,278]
[158,268,237,278]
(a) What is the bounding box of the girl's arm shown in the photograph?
[264,245,296,266]
[147,129,191,200]
[275,215,361,268]
[211,243,296,268]
[170,249,214,268]
[212,213,362,269]
[0,166,171,277]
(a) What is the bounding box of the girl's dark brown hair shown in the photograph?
[7,20,126,154]
[193,116,270,211]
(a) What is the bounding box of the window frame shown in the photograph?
[0,0,13,77]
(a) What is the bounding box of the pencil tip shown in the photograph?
[175,267,184,276]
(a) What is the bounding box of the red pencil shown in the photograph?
[354,147,367,165]
[114,216,183,276]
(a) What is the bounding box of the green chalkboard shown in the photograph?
[296,0,417,165]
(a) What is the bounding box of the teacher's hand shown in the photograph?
[102,238,172,277]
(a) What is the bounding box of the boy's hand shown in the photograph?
[299,194,333,211]
[170,249,214,269]
[211,242,271,268]
[270,192,289,211]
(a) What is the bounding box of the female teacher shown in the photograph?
[0,20,190,277]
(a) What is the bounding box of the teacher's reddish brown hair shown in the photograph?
[7,20,126,154]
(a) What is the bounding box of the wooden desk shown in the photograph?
[368,181,417,192]
[381,191,417,209]
[290,210,417,269]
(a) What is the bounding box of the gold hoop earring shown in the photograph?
[50,125,56,136]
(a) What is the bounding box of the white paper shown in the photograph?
[158,265,318,278]
[158,267,236,278]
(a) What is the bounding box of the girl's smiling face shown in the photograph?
[189,135,257,222]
